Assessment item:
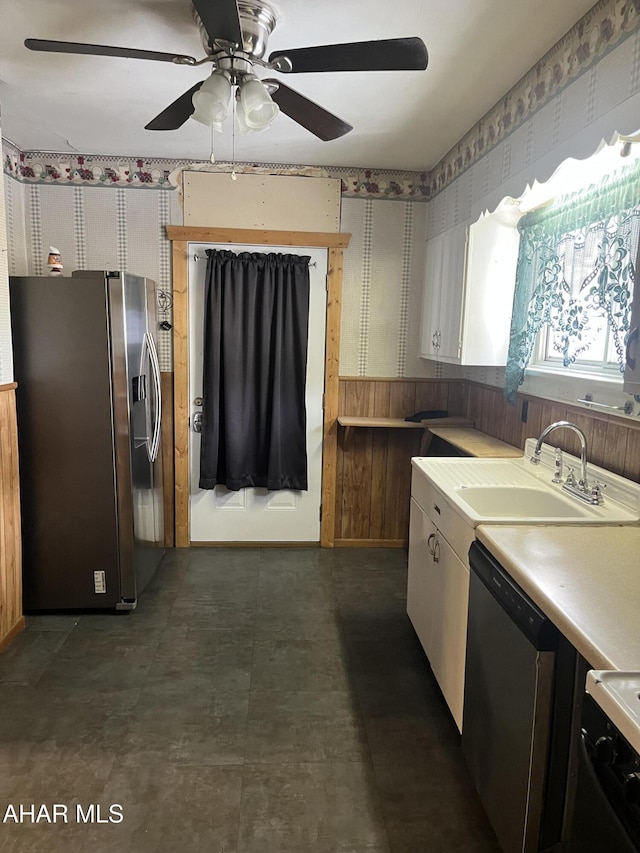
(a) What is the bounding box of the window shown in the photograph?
[504,155,640,402]
[534,312,621,376]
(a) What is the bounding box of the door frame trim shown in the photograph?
[167,226,350,548]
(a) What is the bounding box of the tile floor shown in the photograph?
[0,548,500,852]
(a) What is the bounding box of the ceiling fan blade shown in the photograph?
[192,0,242,46]
[270,37,428,73]
[145,82,203,130]
[25,38,197,65]
[264,79,352,141]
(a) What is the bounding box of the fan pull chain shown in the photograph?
[231,90,237,181]
[210,121,215,164]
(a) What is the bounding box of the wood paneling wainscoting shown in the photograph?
[334,378,466,547]
[466,381,640,482]
[0,384,24,652]
[331,377,640,548]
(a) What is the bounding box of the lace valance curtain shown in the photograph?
[504,161,640,402]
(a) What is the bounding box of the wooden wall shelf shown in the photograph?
[426,427,522,458]
[337,415,473,452]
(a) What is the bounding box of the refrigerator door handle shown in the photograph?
[146,331,162,463]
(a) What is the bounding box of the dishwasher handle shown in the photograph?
[468,541,558,651]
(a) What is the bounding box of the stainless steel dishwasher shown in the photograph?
[463,541,559,853]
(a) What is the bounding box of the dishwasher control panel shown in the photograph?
[468,541,558,650]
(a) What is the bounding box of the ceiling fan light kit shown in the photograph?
[24,0,429,142]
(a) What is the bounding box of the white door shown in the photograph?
[188,243,327,543]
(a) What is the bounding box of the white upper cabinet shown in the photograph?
[420,224,468,361]
[420,202,522,366]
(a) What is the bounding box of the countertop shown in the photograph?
[427,427,523,458]
[476,524,640,671]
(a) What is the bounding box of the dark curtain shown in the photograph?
[199,249,311,491]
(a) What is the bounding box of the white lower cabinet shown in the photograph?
[407,499,436,656]
[427,530,469,732]
[408,496,470,732]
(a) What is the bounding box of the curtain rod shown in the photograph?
[193,253,317,267]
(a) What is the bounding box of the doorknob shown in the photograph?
[192,412,203,433]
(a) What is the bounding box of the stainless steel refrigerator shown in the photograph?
[9,271,165,610]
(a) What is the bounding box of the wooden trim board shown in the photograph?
[0,617,25,654]
[189,541,320,548]
[0,388,23,651]
[172,241,190,548]
[320,247,343,548]
[166,226,350,248]
[161,372,175,548]
[0,382,17,393]
[338,376,462,383]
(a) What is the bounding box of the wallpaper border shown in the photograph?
[1,138,430,201]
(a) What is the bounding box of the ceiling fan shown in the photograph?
[24,0,428,141]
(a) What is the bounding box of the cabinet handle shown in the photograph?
[626,326,639,370]
[427,533,436,558]
[427,532,440,562]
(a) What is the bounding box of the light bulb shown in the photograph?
[239,75,279,130]
[191,72,231,126]
[236,97,266,136]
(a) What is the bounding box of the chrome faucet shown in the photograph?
[530,420,604,505]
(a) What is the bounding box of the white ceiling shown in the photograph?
[0,0,598,171]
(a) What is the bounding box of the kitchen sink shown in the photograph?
[411,438,640,526]
[455,484,593,519]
